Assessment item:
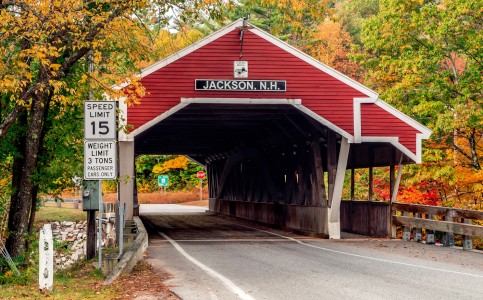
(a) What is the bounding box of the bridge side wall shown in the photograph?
[340,200,390,237]
[213,199,329,236]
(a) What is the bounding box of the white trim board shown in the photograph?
[181,98,301,105]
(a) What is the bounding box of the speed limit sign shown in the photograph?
[84,101,117,140]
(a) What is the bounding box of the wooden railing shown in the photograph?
[392,202,483,250]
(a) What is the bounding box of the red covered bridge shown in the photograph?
[115,19,431,238]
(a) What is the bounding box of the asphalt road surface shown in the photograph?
[140,204,483,300]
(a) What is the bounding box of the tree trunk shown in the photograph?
[6,112,27,257]
[6,90,49,257]
[27,98,51,248]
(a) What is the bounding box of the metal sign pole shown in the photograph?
[98,180,103,269]
[199,179,202,201]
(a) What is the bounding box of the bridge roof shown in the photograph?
[118,19,431,166]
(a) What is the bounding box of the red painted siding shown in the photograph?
[127,29,366,134]
[361,104,418,153]
[127,28,422,156]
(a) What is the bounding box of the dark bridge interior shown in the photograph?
[134,103,409,207]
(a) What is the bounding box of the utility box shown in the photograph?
[82,180,100,211]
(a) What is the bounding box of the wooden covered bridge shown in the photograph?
[115,19,431,238]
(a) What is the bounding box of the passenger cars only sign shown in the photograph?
[84,141,117,179]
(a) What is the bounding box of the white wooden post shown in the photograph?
[39,224,54,292]
[329,138,350,239]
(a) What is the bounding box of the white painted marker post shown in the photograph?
[39,224,54,292]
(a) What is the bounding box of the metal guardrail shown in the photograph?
[392,202,483,250]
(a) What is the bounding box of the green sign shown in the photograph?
[158,175,169,187]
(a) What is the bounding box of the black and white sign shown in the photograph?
[84,101,117,140]
[84,141,117,180]
[195,79,286,92]
[234,61,248,78]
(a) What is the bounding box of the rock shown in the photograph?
[76,223,83,229]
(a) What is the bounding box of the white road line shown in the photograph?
[221,220,483,279]
[170,239,292,242]
[157,231,256,300]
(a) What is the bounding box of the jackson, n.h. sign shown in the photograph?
[195,79,286,92]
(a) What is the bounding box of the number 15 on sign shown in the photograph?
[84,101,117,140]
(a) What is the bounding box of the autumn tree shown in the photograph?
[228,0,331,47]
[357,0,483,208]
[309,18,364,80]
[0,0,227,257]
[152,156,205,190]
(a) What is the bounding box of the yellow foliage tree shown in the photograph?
[153,156,189,174]
[0,0,228,257]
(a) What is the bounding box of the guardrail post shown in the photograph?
[463,219,473,250]
[390,202,396,238]
[414,213,422,242]
[426,214,435,244]
[402,212,411,241]
[443,210,455,247]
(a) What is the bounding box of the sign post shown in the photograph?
[84,100,117,270]
[197,171,205,202]
[158,175,169,195]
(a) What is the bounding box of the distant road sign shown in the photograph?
[84,141,117,180]
[84,101,116,140]
[197,171,205,179]
[158,175,169,187]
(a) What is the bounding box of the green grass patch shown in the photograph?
[0,260,119,299]
[35,206,86,227]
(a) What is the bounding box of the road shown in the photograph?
[140,204,483,300]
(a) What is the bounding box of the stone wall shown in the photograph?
[49,218,114,270]
[50,221,87,270]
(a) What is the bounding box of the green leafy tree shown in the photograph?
[357,0,483,207]
[334,0,380,45]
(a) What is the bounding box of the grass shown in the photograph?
[0,205,120,299]
[35,205,85,226]
[0,260,119,299]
